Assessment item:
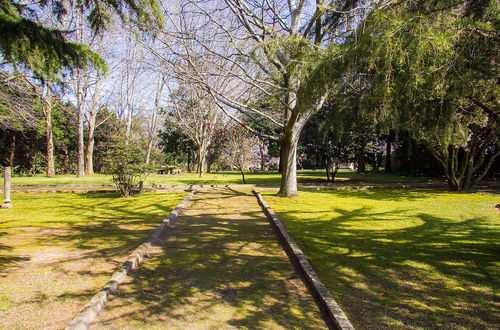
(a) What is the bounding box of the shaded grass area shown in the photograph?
[263,189,500,329]
[10,170,429,186]
[92,188,325,329]
[0,192,186,329]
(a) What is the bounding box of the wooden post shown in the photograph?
[2,166,13,209]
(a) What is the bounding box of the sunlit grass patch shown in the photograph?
[263,189,500,329]
[0,192,186,329]
[10,170,428,186]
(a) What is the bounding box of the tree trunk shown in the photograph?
[44,86,55,177]
[278,141,285,173]
[8,134,16,166]
[46,111,55,176]
[259,143,266,171]
[324,158,331,182]
[63,146,70,173]
[146,77,164,164]
[125,104,133,144]
[357,141,367,174]
[277,127,300,197]
[187,151,192,172]
[425,143,500,192]
[75,10,85,178]
[85,112,96,175]
[145,139,153,165]
[77,94,85,177]
[198,147,205,178]
[239,167,246,184]
[2,166,13,209]
[385,132,392,172]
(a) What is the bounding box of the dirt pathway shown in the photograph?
[91,187,326,329]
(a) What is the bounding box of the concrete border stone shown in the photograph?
[65,190,196,330]
[252,189,354,330]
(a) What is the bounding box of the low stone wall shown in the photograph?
[65,190,196,330]
[252,189,354,330]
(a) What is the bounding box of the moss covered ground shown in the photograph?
[263,189,500,329]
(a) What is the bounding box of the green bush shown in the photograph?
[103,139,153,197]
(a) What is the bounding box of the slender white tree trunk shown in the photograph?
[75,10,85,177]
[85,111,96,175]
[44,83,55,177]
[197,145,206,178]
[145,113,156,164]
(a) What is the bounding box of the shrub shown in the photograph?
[103,139,153,197]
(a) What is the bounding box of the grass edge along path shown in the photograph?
[253,189,354,330]
[66,190,196,330]
[90,187,327,329]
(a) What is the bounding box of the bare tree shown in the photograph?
[222,123,259,183]
[84,72,115,174]
[122,33,147,144]
[145,74,167,164]
[17,77,57,176]
[151,0,374,196]
[0,72,42,163]
[167,79,221,177]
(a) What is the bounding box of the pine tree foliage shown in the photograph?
[0,0,163,78]
[340,0,499,190]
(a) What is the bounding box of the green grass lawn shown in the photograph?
[263,189,500,329]
[0,192,186,329]
[10,170,429,186]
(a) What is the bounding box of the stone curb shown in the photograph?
[65,190,197,330]
[252,189,354,330]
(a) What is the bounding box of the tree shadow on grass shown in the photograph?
[0,192,192,329]
[32,193,188,263]
[316,188,447,201]
[0,233,30,274]
[275,205,500,329]
[93,189,326,329]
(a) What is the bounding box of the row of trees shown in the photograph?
[0,0,167,177]
[153,0,498,194]
[1,0,498,196]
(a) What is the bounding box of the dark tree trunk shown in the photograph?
[357,157,366,174]
[427,143,500,192]
[324,158,331,182]
[357,140,367,174]
[8,134,16,167]
[239,167,246,184]
[62,146,70,173]
[385,132,393,172]
[187,151,192,173]
[278,141,285,173]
